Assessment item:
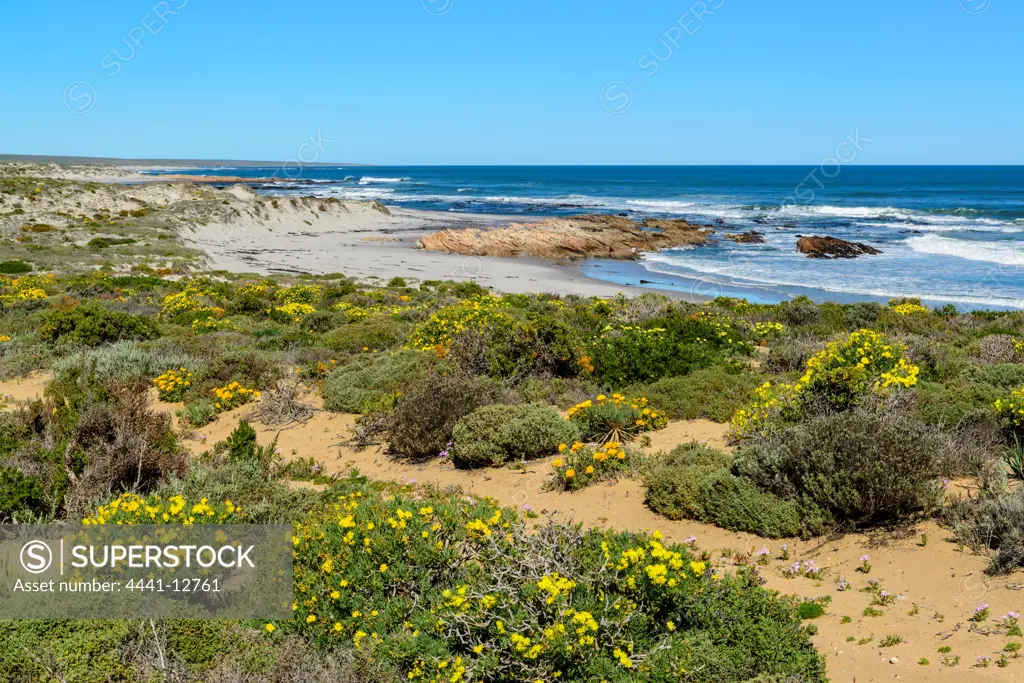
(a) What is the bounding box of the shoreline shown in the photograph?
[186,199,704,300]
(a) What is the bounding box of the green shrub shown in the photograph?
[0,467,47,521]
[643,443,805,538]
[797,602,826,620]
[387,276,407,287]
[322,317,412,353]
[695,469,805,538]
[280,476,827,682]
[589,318,741,385]
[517,376,597,410]
[322,350,433,413]
[0,259,32,274]
[915,380,1002,426]
[225,420,277,479]
[180,398,217,427]
[632,367,764,422]
[300,309,345,333]
[452,403,579,467]
[39,302,159,346]
[202,349,282,392]
[386,371,507,461]
[962,363,1024,389]
[87,236,136,249]
[735,401,943,528]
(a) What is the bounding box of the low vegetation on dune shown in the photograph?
[2,173,1024,678]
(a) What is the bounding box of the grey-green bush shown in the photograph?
[631,367,765,422]
[322,317,412,354]
[453,403,579,468]
[944,489,1024,574]
[53,341,203,384]
[734,401,943,528]
[322,350,433,413]
[386,371,508,461]
[643,443,805,538]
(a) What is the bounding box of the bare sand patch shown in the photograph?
[0,371,51,408]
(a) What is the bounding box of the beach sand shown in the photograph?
[184,187,697,299]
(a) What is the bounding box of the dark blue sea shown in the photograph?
[150,166,1024,310]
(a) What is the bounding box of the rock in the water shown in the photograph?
[796,235,882,259]
[419,214,714,261]
[724,230,765,244]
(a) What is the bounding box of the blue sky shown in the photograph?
[0,0,1020,164]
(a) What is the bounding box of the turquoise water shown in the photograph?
[152,166,1024,309]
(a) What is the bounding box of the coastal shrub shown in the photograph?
[0,259,32,274]
[39,302,160,346]
[696,469,806,538]
[963,363,1024,389]
[944,490,1024,574]
[566,393,668,443]
[87,236,136,249]
[0,466,47,521]
[734,401,943,528]
[776,296,821,328]
[894,332,968,381]
[407,295,510,351]
[449,315,583,380]
[74,475,825,681]
[843,301,885,331]
[322,317,412,353]
[322,350,433,413]
[762,336,828,373]
[915,380,1002,427]
[517,376,598,410]
[300,309,345,333]
[976,334,1019,364]
[53,341,203,385]
[280,477,827,682]
[995,387,1024,434]
[549,440,631,491]
[224,420,278,479]
[15,387,188,518]
[643,444,804,538]
[589,317,741,385]
[731,329,920,439]
[386,370,508,461]
[179,398,217,427]
[452,403,578,467]
[203,348,283,391]
[632,367,764,422]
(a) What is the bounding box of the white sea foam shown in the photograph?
[905,234,1024,266]
[623,199,696,211]
[778,204,914,220]
[358,176,410,184]
[639,252,1023,308]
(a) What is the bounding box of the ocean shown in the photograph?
[151,166,1024,310]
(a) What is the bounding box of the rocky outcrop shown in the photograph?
[724,230,765,244]
[796,235,882,259]
[419,214,714,261]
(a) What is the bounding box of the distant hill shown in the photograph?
[0,154,367,167]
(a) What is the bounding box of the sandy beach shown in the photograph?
[186,199,679,298]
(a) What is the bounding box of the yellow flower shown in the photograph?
[564,469,575,479]
[265,623,275,633]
